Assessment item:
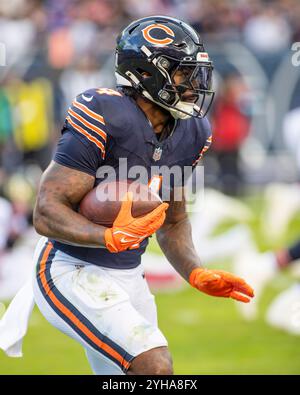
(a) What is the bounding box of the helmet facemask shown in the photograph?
[149,55,215,120]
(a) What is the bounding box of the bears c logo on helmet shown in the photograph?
[142,23,175,46]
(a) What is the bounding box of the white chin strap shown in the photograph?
[169,101,195,120]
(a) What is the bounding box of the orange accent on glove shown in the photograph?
[189,268,254,303]
[105,192,169,253]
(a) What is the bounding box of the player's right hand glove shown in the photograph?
[105,192,169,253]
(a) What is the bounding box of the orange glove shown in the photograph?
[189,268,254,303]
[105,192,169,253]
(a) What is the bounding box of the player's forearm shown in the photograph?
[33,200,106,247]
[156,216,202,282]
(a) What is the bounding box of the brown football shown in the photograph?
[79,180,162,227]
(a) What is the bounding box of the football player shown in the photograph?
[32,16,254,375]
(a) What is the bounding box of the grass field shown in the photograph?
[0,194,300,374]
[0,284,299,374]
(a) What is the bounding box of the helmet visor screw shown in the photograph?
[160,58,170,69]
[159,90,170,100]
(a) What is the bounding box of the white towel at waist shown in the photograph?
[0,278,35,357]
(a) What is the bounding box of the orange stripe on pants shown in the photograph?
[38,242,130,371]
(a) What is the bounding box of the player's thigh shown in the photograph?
[32,243,167,374]
[132,265,159,326]
[64,263,168,359]
[33,280,125,374]
[103,265,173,375]
[105,263,159,327]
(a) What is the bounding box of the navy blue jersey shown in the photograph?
[52,87,212,269]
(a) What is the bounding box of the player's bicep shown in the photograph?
[53,125,104,177]
[37,161,95,208]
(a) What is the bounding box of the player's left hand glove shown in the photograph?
[189,268,254,303]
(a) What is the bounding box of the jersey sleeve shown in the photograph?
[53,90,109,177]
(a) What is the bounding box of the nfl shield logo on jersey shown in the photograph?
[152,146,162,161]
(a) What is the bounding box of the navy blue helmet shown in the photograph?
[115,15,214,119]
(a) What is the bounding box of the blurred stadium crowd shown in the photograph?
[0,0,300,305]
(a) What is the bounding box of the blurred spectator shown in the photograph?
[47,27,74,70]
[122,0,173,19]
[59,53,114,116]
[0,86,13,145]
[243,4,292,54]
[0,197,12,253]
[283,107,300,174]
[0,75,54,172]
[3,173,34,249]
[211,74,252,195]
[0,0,39,69]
